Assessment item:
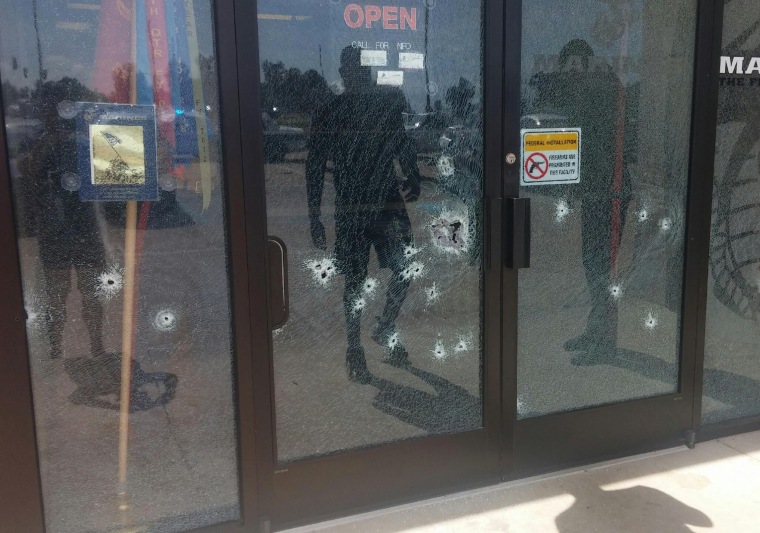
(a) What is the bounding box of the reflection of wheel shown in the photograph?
[710,122,760,320]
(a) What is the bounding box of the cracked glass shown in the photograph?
[256,0,485,462]
[0,1,239,532]
[517,0,697,417]
[703,0,760,424]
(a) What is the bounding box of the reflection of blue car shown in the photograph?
[262,112,307,162]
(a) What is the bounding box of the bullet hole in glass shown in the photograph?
[154,309,179,333]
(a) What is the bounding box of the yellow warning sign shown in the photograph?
[521,128,581,186]
[523,133,579,151]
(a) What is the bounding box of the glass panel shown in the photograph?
[0,1,239,532]
[703,0,760,424]
[256,0,484,462]
[517,0,697,417]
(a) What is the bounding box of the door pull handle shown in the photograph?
[488,197,504,271]
[506,197,531,269]
[267,236,289,330]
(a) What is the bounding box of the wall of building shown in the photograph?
[703,0,760,424]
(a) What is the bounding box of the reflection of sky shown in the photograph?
[0,0,217,92]
[1,1,722,111]
[1,0,100,88]
[257,0,483,113]
[522,0,644,79]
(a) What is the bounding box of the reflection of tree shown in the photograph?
[260,59,478,131]
[30,77,102,120]
[260,60,332,115]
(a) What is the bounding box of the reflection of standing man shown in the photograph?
[18,80,107,359]
[306,46,421,383]
[532,39,635,360]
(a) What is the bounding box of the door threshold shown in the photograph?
[281,445,688,532]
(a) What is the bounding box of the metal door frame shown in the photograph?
[0,0,732,531]
[234,0,509,529]
[0,1,259,531]
[504,0,725,477]
[0,59,46,533]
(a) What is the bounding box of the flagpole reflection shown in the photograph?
[117,0,139,523]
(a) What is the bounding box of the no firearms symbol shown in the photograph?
[520,128,581,186]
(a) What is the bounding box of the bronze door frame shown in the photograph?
[234,0,508,529]
[0,0,730,531]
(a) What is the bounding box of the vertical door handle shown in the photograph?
[267,236,289,330]
[505,197,531,269]
[488,197,504,271]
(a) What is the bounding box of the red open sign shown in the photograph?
[344,4,418,30]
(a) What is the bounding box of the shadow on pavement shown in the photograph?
[556,484,712,533]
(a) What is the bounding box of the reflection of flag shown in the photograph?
[135,1,153,104]
[93,0,212,208]
[167,0,199,161]
[145,0,176,144]
[102,132,122,146]
[183,0,213,210]
[92,0,134,103]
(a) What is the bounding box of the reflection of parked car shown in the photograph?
[262,112,306,162]
[5,118,42,158]
[438,125,465,151]
[404,111,449,155]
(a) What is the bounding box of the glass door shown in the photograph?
[0,1,246,532]
[238,0,505,527]
[511,0,704,470]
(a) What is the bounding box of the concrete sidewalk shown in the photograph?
[286,430,760,532]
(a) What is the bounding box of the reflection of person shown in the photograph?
[18,80,106,359]
[531,40,635,360]
[306,46,421,383]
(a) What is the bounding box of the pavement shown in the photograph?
[285,430,760,533]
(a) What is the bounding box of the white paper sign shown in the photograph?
[361,50,388,67]
[377,70,404,86]
[399,52,425,69]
